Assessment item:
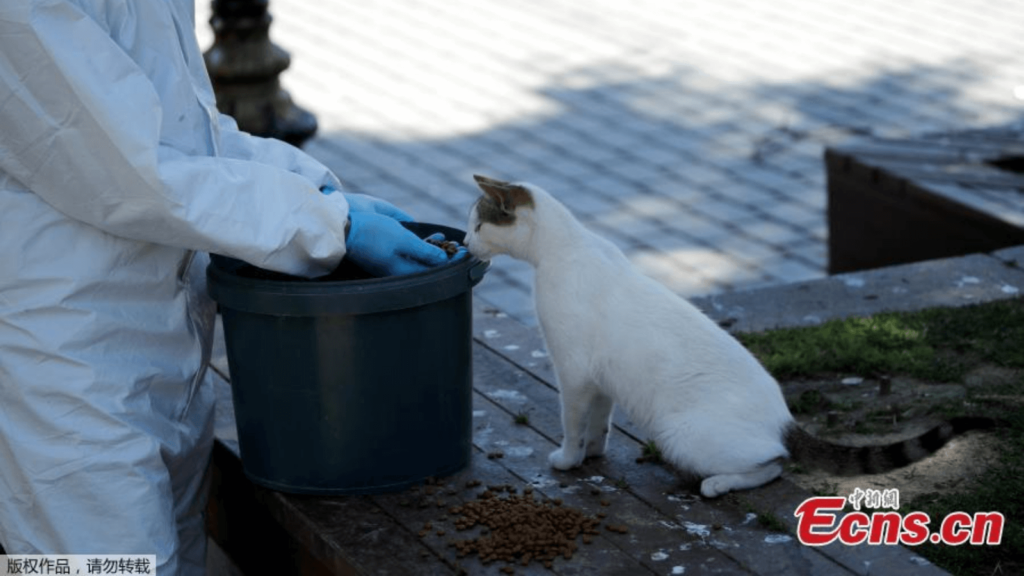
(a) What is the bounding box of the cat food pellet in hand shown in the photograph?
[424,236,462,256]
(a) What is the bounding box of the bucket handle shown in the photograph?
[469,260,490,284]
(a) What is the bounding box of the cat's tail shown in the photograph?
[783,417,1000,476]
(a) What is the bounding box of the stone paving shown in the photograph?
[197,0,1024,326]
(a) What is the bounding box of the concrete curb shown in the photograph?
[691,245,1024,334]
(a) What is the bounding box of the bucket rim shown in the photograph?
[206,222,489,316]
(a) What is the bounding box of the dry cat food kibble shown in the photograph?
[425,235,463,256]
[604,524,629,534]
[445,486,602,568]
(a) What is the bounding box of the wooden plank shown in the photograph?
[367,403,659,576]
[257,490,456,576]
[472,308,943,574]
[924,183,1024,229]
[837,136,1024,165]
[206,441,340,576]
[208,304,927,575]
[472,304,649,445]
[919,128,1024,148]
[209,323,662,575]
[209,370,456,575]
[469,343,852,575]
[741,481,948,576]
[467,357,752,575]
[826,150,1024,273]
[865,159,1024,189]
[829,131,1024,194]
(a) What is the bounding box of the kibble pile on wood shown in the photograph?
[449,484,600,568]
[409,479,624,572]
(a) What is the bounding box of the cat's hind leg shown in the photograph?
[700,462,783,498]
[549,383,601,470]
[583,392,614,459]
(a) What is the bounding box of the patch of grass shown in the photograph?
[757,511,788,532]
[613,476,630,490]
[636,439,663,464]
[913,300,1024,369]
[738,315,943,380]
[736,298,1024,382]
[738,297,1024,576]
[736,498,789,533]
[513,410,530,425]
[907,379,1024,576]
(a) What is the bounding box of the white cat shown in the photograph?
[464,175,987,498]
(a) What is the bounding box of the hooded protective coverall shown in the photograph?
[0,1,364,573]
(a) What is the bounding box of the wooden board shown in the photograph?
[206,306,947,575]
[827,128,1024,273]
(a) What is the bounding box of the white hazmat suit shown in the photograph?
[0,1,354,573]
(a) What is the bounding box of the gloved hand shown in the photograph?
[321,186,462,276]
[344,193,414,222]
[345,211,451,277]
[321,186,413,223]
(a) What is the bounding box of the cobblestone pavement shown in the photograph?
[198,0,1023,327]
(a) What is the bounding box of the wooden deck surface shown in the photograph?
[827,127,1024,274]
[206,301,944,575]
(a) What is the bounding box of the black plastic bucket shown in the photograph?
[206,223,488,494]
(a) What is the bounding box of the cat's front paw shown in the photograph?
[548,448,583,470]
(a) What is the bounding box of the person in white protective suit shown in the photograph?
[0,1,455,574]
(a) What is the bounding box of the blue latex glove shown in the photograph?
[321,186,413,222]
[344,193,414,222]
[345,211,450,277]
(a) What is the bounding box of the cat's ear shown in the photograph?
[473,175,534,213]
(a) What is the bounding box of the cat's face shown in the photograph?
[464,175,536,261]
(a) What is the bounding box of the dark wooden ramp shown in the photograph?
[827,127,1024,274]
